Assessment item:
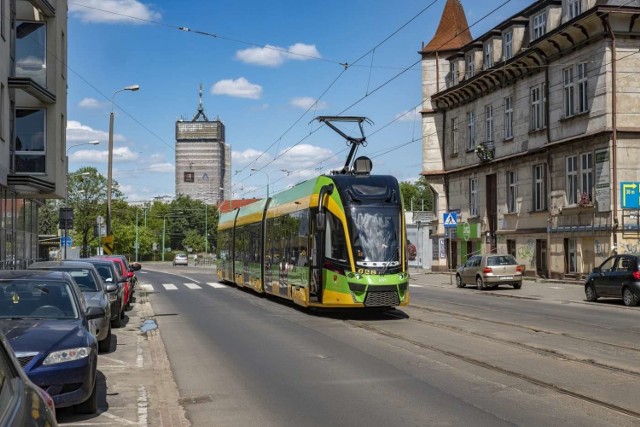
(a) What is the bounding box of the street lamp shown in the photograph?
[106,84,140,239]
[250,168,270,198]
[162,211,182,261]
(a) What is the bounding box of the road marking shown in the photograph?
[409,284,423,288]
[549,286,565,289]
[207,282,227,289]
[138,386,148,426]
[184,282,202,289]
[136,335,144,368]
[139,284,154,292]
[162,284,178,290]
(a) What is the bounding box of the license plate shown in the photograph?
[500,276,513,280]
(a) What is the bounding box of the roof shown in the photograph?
[422,0,472,54]
[28,261,96,269]
[0,270,70,280]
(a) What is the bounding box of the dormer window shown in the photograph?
[503,31,513,60]
[484,42,493,69]
[567,0,581,19]
[532,11,547,40]
[449,61,458,86]
[465,53,475,79]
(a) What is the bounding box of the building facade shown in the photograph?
[175,86,231,205]
[422,0,640,278]
[1,0,67,269]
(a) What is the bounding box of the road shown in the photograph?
[59,264,640,426]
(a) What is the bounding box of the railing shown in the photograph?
[550,209,612,233]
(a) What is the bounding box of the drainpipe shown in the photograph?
[604,15,619,251]
[545,57,552,279]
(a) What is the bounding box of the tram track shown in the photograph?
[346,317,640,420]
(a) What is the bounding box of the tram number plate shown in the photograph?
[500,275,513,280]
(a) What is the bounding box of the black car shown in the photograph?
[79,258,126,328]
[585,253,640,306]
[0,330,58,426]
[0,270,104,413]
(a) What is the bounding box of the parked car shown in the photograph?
[173,253,188,266]
[93,255,141,293]
[585,253,640,306]
[0,270,104,414]
[80,258,126,327]
[456,254,524,290]
[0,329,57,426]
[28,261,112,353]
[94,257,133,311]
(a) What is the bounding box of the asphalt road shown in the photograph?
[57,264,640,426]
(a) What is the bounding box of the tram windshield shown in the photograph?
[349,207,401,266]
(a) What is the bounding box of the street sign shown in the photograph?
[443,211,458,228]
[59,208,74,230]
[101,235,114,255]
[621,182,640,209]
[462,222,471,241]
[61,236,72,247]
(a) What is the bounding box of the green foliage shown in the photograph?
[400,178,433,211]
[182,230,206,253]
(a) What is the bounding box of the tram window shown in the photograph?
[325,213,347,261]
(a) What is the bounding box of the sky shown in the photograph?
[66,0,533,202]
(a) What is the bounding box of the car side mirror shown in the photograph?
[132,262,142,271]
[86,306,106,320]
[118,276,128,283]
[105,283,118,293]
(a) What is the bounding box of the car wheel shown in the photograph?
[476,276,485,290]
[455,274,465,288]
[98,325,112,353]
[623,287,639,306]
[75,379,98,414]
[111,308,121,328]
[512,282,522,289]
[585,283,598,302]
[120,306,125,319]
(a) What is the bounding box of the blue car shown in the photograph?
[0,270,104,414]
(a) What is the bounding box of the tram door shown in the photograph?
[310,213,323,302]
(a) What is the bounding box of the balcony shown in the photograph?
[475,141,494,162]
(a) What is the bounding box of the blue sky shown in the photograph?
[66,0,531,202]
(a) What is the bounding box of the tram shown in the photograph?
[216,117,409,309]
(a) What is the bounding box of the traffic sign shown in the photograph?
[101,235,114,255]
[443,211,458,228]
[621,182,640,209]
[61,236,72,247]
[462,222,471,241]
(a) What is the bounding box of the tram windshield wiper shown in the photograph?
[379,245,398,275]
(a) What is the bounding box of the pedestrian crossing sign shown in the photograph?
[443,211,457,228]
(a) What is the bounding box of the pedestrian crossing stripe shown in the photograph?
[162,284,178,290]
[409,284,423,288]
[183,283,201,289]
[207,282,227,289]
[139,282,229,291]
[139,284,154,291]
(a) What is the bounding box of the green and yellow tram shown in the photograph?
[216,170,410,309]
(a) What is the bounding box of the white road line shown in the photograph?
[409,284,423,288]
[207,282,227,289]
[139,284,154,291]
[184,282,202,289]
[162,284,178,290]
[137,386,148,426]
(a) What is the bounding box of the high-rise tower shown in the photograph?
[175,84,231,204]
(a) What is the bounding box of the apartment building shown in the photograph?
[0,0,67,269]
[422,0,640,278]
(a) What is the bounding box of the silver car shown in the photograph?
[28,261,112,352]
[173,253,188,266]
[456,254,523,290]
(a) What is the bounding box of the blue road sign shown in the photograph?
[61,236,72,247]
[621,182,640,209]
[443,211,458,228]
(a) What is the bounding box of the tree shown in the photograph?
[182,230,206,253]
[39,199,60,235]
[400,178,433,211]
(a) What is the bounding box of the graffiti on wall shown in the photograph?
[517,239,536,268]
[594,240,607,259]
[620,241,640,254]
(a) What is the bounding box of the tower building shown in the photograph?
[175,85,231,204]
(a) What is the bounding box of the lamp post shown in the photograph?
[250,168,270,198]
[162,212,182,261]
[106,84,140,238]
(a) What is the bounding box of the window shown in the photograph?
[504,96,513,139]
[469,178,478,217]
[581,152,593,202]
[16,21,47,87]
[577,63,588,113]
[530,85,546,131]
[563,67,575,117]
[566,238,577,273]
[533,164,547,211]
[503,31,513,60]
[15,109,46,173]
[467,111,475,150]
[567,0,581,19]
[184,172,194,183]
[507,239,516,257]
[566,156,578,205]
[485,105,493,142]
[451,117,458,155]
[507,170,517,213]
[532,11,547,40]
[484,41,493,69]
[449,61,458,86]
[465,53,475,79]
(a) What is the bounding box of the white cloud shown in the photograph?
[276,144,334,170]
[72,146,140,163]
[232,148,270,166]
[235,43,321,67]
[290,97,327,110]
[211,78,262,99]
[144,162,174,173]
[78,98,103,109]
[66,120,124,143]
[69,0,161,24]
[395,106,421,122]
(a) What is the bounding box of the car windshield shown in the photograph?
[92,264,114,282]
[51,268,100,292]
[0,280,78,319]
[487,255,518,266]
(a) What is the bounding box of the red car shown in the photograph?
[95,257,133,310]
